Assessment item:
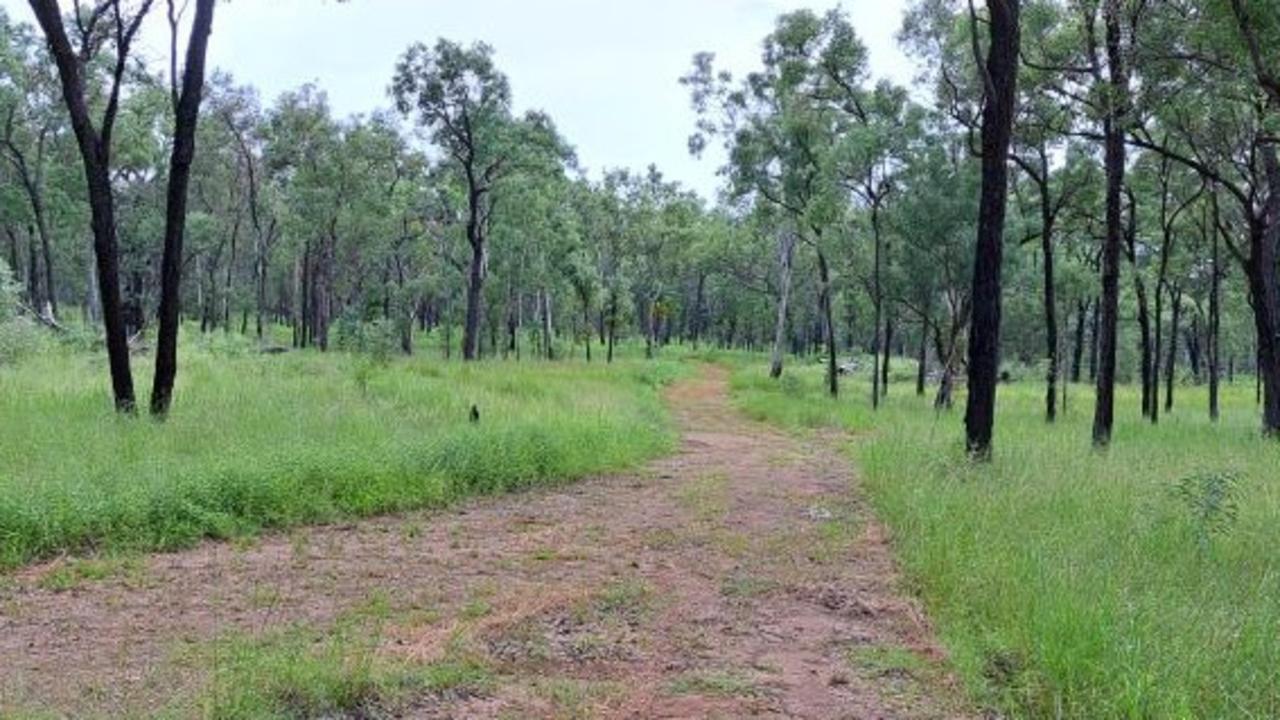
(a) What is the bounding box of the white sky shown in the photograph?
[1,0,916,200]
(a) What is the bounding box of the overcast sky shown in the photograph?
[1,0,916,200]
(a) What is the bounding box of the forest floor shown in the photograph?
[1,366,971,719]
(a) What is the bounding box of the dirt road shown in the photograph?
[1,366,969,718]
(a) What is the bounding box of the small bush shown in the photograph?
[1170,470,1243,551]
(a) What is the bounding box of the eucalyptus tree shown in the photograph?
[213,76,279,341]
[966,0,1021,458]
[830,81,918,408]
[27,0,157,412]
[889,130,980,408]
[149,0,216,417]
[392,39,570,361]
[685,9,858,396]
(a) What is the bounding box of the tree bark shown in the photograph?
[28,0,150,413]
[1092,0,1128,448]
[462,238,485,360]
[916,320,928,397]
[963,0,1020,459]
[540,287,554,360]
[769,232,796,379]
[1209,212,1221,422]
[817,246,838,398]
[1039,181,1058,422]
[1166,286,1181,412]
[1071,298,1088,382]
[1134,274,1153,419]
[150,0,216,417]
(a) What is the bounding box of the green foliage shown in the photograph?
[733,361,1280,719]
[1170,469,1242,551]
[0,346,682,568]
[0,260,45,365]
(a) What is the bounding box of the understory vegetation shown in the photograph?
[0,334,681,568]
[733,361,1280,718]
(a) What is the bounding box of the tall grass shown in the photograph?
[732,362,1280,719]
[0,341,682,568]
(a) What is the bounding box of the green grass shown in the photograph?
[0,339,683,568]
[732,361,1280,719]
[179,604,494,719]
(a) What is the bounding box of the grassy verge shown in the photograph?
[732,361,1280,719]
[0,341,683,568]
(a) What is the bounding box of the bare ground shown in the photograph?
[0,366,971,719]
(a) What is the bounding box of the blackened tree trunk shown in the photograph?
[1209,212,1221,422]
[881,317,893,398]
[1134,275,1153,418]
[1244,215,1280,434]
[1166,286,1181,412]
[963,0,1021,459]
[872,208,883,408]
[29,0,153,413]
[817,245,837,398]
[916,320,928,397]
[1037,174,1059,421]
[26,229,41,311]
[770,232,796,379]
[1092,0,1128,448]
[1152,281,1162,423]
[606,290,618,364]
[1187,314,1202,381]
[1089,299,1100,382]
[462,236,485,360]
[1071,298,1088,382]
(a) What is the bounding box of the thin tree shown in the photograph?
[27,0,154,413]
[151,0,217,417]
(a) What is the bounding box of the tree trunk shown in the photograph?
[1071,298,1088,382]
[963,0,1020,459]
[1152,281,1162,423]
[872,207,883,409]
[817,247,837,398]
[150,0,216,417]
[1166,287,1181,412]
[916,320,928,397]
[1041,198,1058,422]
[1092,0,1127,448]
[606,291,617,364]
[1245,217,1280,434]
[462,239,485,361]
[4,227,18,283]
[540,287,554,360]
[33,204,56,319]
[1135,275,1153,419]
[1209,215,1221,422]
[881,317,893,399]
[26,228,41,311]
[769,232,796,379]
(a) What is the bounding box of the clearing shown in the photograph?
[1,366,969,719]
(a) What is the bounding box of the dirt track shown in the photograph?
[1,366,970,718]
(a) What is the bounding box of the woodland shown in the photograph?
[2,1,1280,718]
